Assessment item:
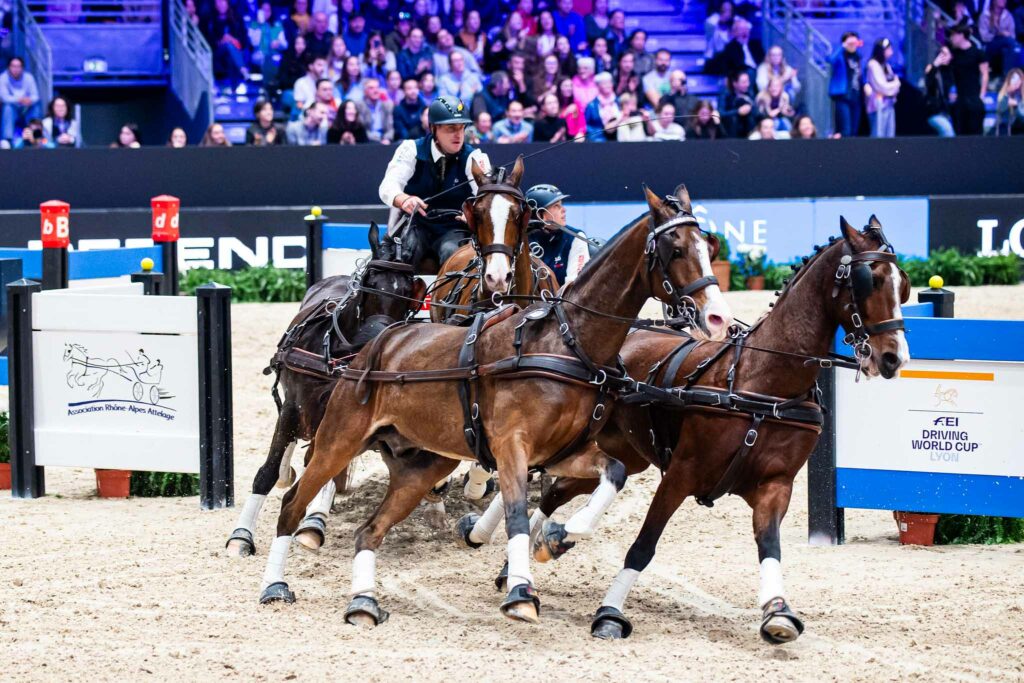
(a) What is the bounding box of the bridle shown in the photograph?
[463,171,530,294]
[646,196,720,330]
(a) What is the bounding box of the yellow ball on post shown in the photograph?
[311,206,322,217]
[141,257,155,272]
[928,275,944,290]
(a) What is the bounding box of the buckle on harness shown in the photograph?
[590,369,608,386]
[851,312,863,329]
[744,429,758,447]
[819,358,833,369]
[471,402,480,421]
[465,332,478,345]
[593,403,606,421]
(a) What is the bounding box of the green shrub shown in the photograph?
[715,236,730,262]
[179,264,306,302]
[0,412,8,464]
[975,253,1023,285]
[729,267,747,291]
[935,514,1024,545]
[764,263,793,291]
[898,250,1022,288]
[129,471,200,497]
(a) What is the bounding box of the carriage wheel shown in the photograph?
[132,382,144,401]
[150,385,161,405]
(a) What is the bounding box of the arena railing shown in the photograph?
[903,0,956,85]
[763,0,833,135]
[12,0,53,106]
[169,0,215,131]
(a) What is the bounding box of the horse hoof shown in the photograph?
[225,528,255,558]
[494,560,509,592]
[275,466,297,489]
[259,582,295,605]
[759,599,805,645]
[345,595,389,628]
[294,516,326,553]
[500,583,540,624]
[591,606,633,639]
[455,513,483,548]
[533,520,575,563]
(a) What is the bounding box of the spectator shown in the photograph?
[924,46,956,137]
[865,38,900,138]
[584,71,621,141]
[42,96,79,147]
[979,0,1018,76]
[307,11,335,58]
[338,55,365,102]
[749,116,789,139]
[558,76,586,138]
[466,110,495,144]
[512,0,537,35]
[650,101,685,141]
[434,29,480,76]
[315,78,340,123]
[328,99,370,143]
[705,1,735,59]
[642,49,673,108]
[721,18,764,86]
[757,46,801,99]
[246,98,287,145]
[249,1,287,85]
[385,11,413,54]
[606,10,628,56]
[507,52,535,108]
[287,102,329,144]
[554,0,587,52]
[828,31,864,138]
[756,77,795,130]
[722,70,756,137]
[493,99,533,142]
[659,70,698,119]
[486,12,528,72]
[535,11,559,58]
[13,118,53,149]
[533,53,563,102]
[687,100,722,139]
[410,0,430,31]
[533,92,569,142]
[200,122,232,147]
[356,77,395,142]
[995,67,1024,133]
[626,30,654,77]
[572,57,598,107]
[457,10,487,65]
[385,69,403,103]
[615,92,653,141]
[394,77,428,140]
[790,114,818,139]
[445,0,469,34]
[949,24,990,135]
[591,36,614,74]
[343,14,369,57]
[585,0,612,45]
[184,0,200,27]
[439,51,483,100]
[202,0,250,85]
[294,56,327,111]
[277,34,310,93]
[425,15,444,46]
[168,127,189,147]
[553,35,578,77]
[614,52,641,99]
[111,122,142,148]
[471,70,512,121]
[366,0,396,34]
[398,27,435,79]
[419,71,439,105]
[284,0,312,47]
[952,0,978,28]
[363,32,397,82]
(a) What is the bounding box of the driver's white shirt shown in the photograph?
[565,232,590,284]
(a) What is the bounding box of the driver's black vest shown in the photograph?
[403,135,477,239]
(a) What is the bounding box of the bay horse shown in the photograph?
[256,186,734,627]
[529,216,911,643]
[225,224,426,557]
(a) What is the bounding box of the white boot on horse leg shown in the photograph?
[535,460,625,563]
[344,549,389,628]
[259,536,296,604]
[275,441,298,488]
[591,568,640,639]
[294,479,336,552]
[501,533,539,624]
[226,493,267,557]
[455,491,504,548]
[463,463,494,500]
[758,558,804,644]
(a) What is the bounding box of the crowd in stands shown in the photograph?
[2,0,1023,147]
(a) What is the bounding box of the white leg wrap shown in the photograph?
[351,549,376,598]
[506,533,533,589]
[305,479,337,519]
[469,492,504,545]
[528,509,548,545]
[277,441,297,483]
[261,536,293,589]
[234,494,266,532]
[563,475,618,541]
[758,558,785,608]
[463,463,493,500]
[601,568,640,611]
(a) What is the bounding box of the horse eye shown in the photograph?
[672,247,684,259]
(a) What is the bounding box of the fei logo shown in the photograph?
[933,416,959,426]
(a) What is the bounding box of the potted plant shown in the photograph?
[0,412,10,490]
[893,511,940,545]
[711,235,731,292]
[737,244,767,290]
[95,469,132,498]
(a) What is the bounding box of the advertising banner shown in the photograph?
[928,195,1024,257]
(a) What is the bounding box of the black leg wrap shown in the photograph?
[759,598,805,644]
[494,560,509,592]
[591,606,633,639]
[500,583,541,619]
[226,528,256,556]
[259,582,295,605]
[455,513,483,549]
[533,520,575,562]
[295,515,327,547]
[345,595,390,626]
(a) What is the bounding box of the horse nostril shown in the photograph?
[882,351,900,369]
[707,314,725,329]
[504,271,512,283]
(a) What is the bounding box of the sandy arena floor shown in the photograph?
[2,286,1023,682]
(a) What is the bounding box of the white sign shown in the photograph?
[836,359,1024,478]
[31,291,201,473]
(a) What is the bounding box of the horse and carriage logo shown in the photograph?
[63,343,175,407]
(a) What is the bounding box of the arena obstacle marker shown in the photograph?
[6,275,233,508]
[809,284,1024,545]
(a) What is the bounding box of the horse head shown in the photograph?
[464,155,530,295]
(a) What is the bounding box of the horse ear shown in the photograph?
[462,199,477,234]
[470,159,487,187]
[643,184,663,214]
[840,215,868,252]
[368,222,380,259]
[867,214,882,231]
[706,232,721,261]
[507,154,525,187]
[409,277,427,314]
[673,184,692,214]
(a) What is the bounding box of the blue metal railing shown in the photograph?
[169,0,214,127]
[12,0,53,105]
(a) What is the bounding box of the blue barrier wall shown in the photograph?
[0,246,162,282]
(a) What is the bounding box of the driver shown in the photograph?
[525,183,596,287]
[378,95,492,269]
